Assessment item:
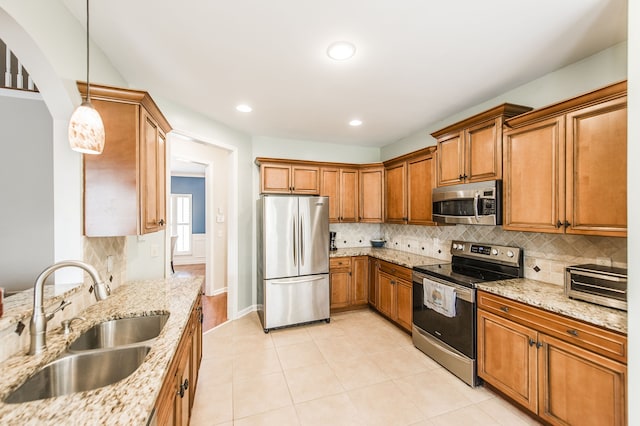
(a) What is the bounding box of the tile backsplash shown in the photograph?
[83,236,127,292]
[330,222,627,286]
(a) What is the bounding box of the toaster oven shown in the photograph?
[565,264,627,311]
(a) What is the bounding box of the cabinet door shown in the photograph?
[330,269,351,309]
[175,345,192,426]
[368,258,378,307]
[141,110,165,234]
[436,132,464,186]
[339,169,359,222]
[384,162,407,223]
[351,256,369,305]
[466,118,501,182]
[291,165,320,194]
[377,271,396,319]
[320,168,340,222]
[407,153,435,225]
[538,334,626,426]
[503,116,565,233]
[395,279,412,331]
[359,167,384,223]
[565,97,627,237]
[261,164,292,193]
[477,309,538,413]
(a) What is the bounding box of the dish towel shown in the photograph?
[423,278,457,318]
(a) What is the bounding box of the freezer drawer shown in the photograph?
[260,274,330,332]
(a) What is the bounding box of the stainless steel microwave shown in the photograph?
[432,180,501,225]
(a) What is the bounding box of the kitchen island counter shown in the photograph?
[0,275,202,425]
[476,278,627,334]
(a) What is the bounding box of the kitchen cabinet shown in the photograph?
[432,103,532,187]
[503,81,627,237]
[329,256,368,311]
[359,165,384,223]
[321,167,359,222]
[155,300,202,426]
[79,82,172,236]
[374,260,412,332]
[257,159,320,194]
[383,147,437,225]
[477,291,627,426]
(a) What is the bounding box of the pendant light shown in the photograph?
[68,0,105,154]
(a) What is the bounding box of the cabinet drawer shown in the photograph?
[378,260,412,282]
[478,291,626,363]
[330,257,352,270]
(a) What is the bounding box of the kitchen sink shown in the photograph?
[3,346,151,403]
[68,313,169,352]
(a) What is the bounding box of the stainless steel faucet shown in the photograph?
[29,260,110,355]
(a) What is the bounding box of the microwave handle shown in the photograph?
[473,193,480,222]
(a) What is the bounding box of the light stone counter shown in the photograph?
[330,247,443,269]
[476,278,627,334]
[0,275,202,425]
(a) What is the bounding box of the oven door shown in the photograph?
[412,274,476,358]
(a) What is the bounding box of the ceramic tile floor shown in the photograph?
[190,309,541,426]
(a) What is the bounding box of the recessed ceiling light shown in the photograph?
[236,104,252,112]
[349,119,363,127]
[327,41,356,61]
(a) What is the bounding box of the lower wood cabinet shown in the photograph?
[477,291,627,426]
[329,256,368,311]
[155,298,203,426]
[374,260,412,332]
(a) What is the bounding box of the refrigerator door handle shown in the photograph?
[270,276,326,285]
[300,214,305,266]
[292,215,297,267]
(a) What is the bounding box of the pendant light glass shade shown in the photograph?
[68,100,105,154]
[68,0,105,155]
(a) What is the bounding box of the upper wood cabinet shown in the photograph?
[383,147,436,225]
[257,158,384,223]
[321,167,359,222]
[258,160,320,194]
[79,82,171,236]
[432,103,532,187]
[503,81,627,237]
[359,165,384,223]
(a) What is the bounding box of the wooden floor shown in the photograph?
[173,264,227,332]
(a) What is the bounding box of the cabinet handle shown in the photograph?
[500,306,510,313]
[159,219,165,226]
[564,220,571,228]
[459,174,464,180]
[463,174,468,179]
[536,341,543,349]
[390,280,396,285]
[528,338,536,347]
[566,329,579,337]
[555,220,563,229]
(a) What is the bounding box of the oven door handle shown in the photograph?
[414,274,475,303]
[473,192,480,223]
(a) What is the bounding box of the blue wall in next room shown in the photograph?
[171,176,206,234]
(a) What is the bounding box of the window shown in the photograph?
[170,194,192,255]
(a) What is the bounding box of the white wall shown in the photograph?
[0,91,54,293]
[382,42,628,160]
[626,1,638,423]
[253,135,380,164]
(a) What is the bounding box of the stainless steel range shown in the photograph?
[412,241,523,387]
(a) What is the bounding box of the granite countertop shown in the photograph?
[476,278,627,334]
[0,275,203,425]
[330,247,443,269]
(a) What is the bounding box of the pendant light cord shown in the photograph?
[86,0,91,102]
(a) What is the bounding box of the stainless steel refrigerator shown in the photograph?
[257,195,330,332]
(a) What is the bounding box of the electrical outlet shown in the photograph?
[106,255,113,273]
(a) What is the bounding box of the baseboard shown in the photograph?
[173,257,205,266]
[211,287,227,296]
[234,304,258,320]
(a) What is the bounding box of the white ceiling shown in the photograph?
[62,0,627,148]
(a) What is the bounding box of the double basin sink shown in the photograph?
[4,313,169,404]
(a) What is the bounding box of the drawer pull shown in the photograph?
[500,306,510,313]
[536,341,543,349]
[528,338,536,347]
[567,329,579,337]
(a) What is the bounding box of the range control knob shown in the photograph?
[453,243,460,250]
[492,249,499,256]
[506,250,515,258]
